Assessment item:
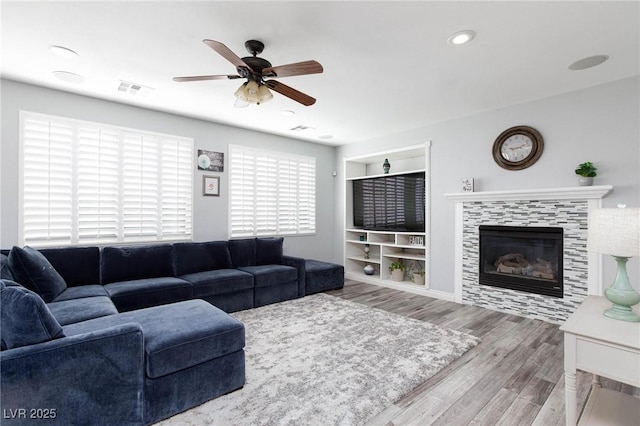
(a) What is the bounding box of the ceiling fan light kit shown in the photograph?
[174,39,323,107]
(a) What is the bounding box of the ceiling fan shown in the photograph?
[173,39,323,107]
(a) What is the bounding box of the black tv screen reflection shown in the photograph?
[353,172,425,232]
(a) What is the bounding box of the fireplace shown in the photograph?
[479,225,563,298]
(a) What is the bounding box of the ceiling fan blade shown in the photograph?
[266,80,316,106]
[173,75,241,82]
[263,60,323,78]
[203,39,253,71]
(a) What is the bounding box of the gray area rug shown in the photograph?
[158,293,480,426]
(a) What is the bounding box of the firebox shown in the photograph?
[479,225,563,298]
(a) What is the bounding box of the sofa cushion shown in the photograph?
[48,296,119,326]
[105,277,192,312]
[1,253,14,280]
[52,285,110,302]
[0,280,65,350]
[39,246,100,287]
[172,241,232,276]
[238,264,297,288]
[101,244,174,285]
[8,246,67,302]
[229,238,256,268]
[255,237,284,265]
[63,299,245,379]
[179,269,254,297]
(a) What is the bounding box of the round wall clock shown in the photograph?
[492,125,544,170]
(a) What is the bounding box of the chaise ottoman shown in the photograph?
[62,299,246,424]
[304,259,344,295]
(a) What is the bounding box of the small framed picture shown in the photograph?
[462,178,474,192]
[203,175,220,196]
[197,150,224,172]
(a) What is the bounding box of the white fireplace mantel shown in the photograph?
[445,185,613,311]
[444,185,613,202]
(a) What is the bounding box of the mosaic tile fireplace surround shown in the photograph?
[446,186,613,324]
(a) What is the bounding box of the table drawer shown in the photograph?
[576,337,640,387]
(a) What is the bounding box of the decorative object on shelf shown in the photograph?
[575,161,597,186]
[363,244,370,259]
[389,260,405,282]
[363,264,375,275]
[202,175,220,196]
[587,206,640,322]
[409,235,424,246]
[197,149,224,172]
[492,125,544,171]
[462,178,474,192]
[409,260,425,285]
[383,158,391,174]
[359,235,365,241]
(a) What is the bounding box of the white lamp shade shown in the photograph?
[234,83,249,102]
[587,208,640,257]
[258,84,273,103]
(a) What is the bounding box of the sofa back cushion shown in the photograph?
[172,242,232,276]
[256,237,284,265]
[39,246,101,287]
[8,246,68,302]
[1,280,65,350]
[101,244,174,284]
[229,238,256,268]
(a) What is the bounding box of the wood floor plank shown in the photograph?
[325,281,639,426]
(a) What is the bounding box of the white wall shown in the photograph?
[335,77,640,294]
[0,79,337,261]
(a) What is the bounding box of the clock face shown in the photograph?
[501,135,533,162]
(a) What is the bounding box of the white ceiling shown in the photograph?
[2,1,638,146]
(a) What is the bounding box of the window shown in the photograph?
[229,145,316,237]
[20,111,193,247]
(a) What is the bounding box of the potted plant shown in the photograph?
[575,161,597,186]
[410,261,426,286]
[389,260,406,282]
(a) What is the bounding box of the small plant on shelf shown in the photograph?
[389,260,405,282]
[575,161,597,186]
[575,161,597,177]
[389,261,405,272]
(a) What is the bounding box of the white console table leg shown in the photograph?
[565,371,578,425]
[564,333,578,425]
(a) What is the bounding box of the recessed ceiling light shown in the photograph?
[49,45,78,58]
[318,135,333,140]
[52,71,84,83]
[281,110,295,116]
[568,55,609,71]
[447,30,475,45]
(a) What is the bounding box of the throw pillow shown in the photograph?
[8,246,68,302]
[1,253,15,280]
[229,238,257,268]
[0,280,65,350]
[256,237,284,265]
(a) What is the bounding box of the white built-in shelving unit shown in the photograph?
[344,143,433,297]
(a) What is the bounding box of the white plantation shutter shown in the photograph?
[229,145,316,237]
[20,112,193,247]
[21,118,74,244]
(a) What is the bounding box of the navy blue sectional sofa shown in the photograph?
[0,237,307,425]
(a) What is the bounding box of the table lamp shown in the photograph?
[587,207,640,322]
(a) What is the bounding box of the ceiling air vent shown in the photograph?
[117,80,153,96]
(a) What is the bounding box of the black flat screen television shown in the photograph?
[352,172,425,232]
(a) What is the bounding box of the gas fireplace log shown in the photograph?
[494,253,530,268]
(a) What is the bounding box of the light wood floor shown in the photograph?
[326,280,639,426]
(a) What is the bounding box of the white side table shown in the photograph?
[560,296,640,425]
